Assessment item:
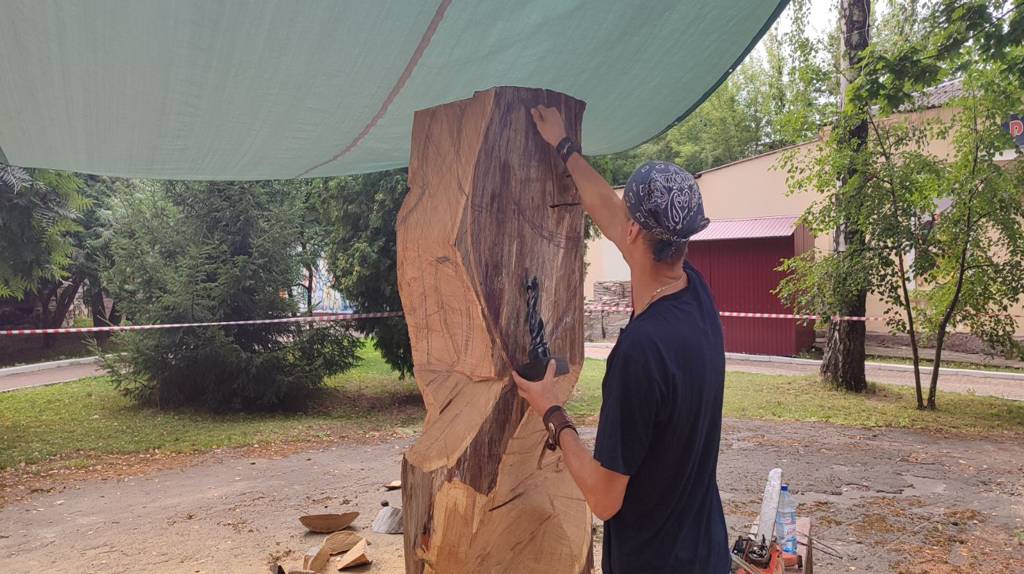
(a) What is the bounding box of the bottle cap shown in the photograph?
[781,484,789,492]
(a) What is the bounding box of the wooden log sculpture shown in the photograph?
[396,86,592,573]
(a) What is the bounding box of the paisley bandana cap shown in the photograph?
[624,161,710,243]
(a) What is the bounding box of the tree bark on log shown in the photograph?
[396,87,593,574]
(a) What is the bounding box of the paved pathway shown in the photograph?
[3,349,1021,401]
[0,362,104,393]
[584,343,1024,401]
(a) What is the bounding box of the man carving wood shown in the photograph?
[514,106,731,573]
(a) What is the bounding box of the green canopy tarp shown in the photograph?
[0,0,786,180]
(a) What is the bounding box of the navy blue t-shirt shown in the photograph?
[594,261,729,573]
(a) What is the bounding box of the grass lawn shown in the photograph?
[0,345,422,471]
[722,372,1024,433]
[571,362,1024,434]
[3,345,1023,472]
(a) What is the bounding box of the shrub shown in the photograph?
[99,180,359,410]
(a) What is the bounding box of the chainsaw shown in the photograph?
[730,534,802,574]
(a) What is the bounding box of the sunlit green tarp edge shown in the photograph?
[0,0,788,180]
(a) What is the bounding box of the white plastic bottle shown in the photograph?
[775,484,798,554]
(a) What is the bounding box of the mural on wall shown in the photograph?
[1004,113,1024,150]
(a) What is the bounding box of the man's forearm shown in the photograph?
[557,428,628,521]
[565,153,628,248]
[511,355,628,520]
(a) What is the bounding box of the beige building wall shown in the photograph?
[583,106,1024,335]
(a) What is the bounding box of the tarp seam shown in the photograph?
[296,0,453,178]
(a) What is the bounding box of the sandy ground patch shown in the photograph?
[2,419,1022,573]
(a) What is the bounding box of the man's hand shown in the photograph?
[515,359,630,521]
[511,359,563,417]
[530,106,567,147]
[530,105,629,250]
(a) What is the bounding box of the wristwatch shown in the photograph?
[542,405,578,451]
[555,136,581,164]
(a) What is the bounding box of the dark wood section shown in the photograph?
[396,87,592,573]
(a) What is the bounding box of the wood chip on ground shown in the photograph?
[336,539,371,570]
[299,511,359,533]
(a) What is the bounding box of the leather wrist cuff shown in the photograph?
[555,136,580,164]
[542,405,577,451]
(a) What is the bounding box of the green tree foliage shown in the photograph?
[778,0,1024,409]
[274,179,330,315]
[75,176,125,328]
[0,166,86,299]
[760,0,840,147]
[873,0,930,50]
[317,167,603,377]
[100,180,360,410]
[318,170,414,376]
[663,66,767,173]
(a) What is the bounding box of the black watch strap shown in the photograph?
[555,136,580,164]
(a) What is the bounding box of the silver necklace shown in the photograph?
[637,275,686,315]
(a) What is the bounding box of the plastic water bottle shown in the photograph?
[775,484,798,554]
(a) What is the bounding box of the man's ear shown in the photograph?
[625,220,642,244]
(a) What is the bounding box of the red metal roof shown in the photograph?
[690,215,799,242]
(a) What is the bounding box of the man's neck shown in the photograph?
[630,260,688,315]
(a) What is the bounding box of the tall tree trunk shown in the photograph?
[821,0,871,392]
[88,281,113,343]
[108,300,121,326]
[89,284,107,326]
[397,87,592,573]
[898,255,925,409]
[927,327,948,409]
[928,205,973,409]
[868,116,924,408]
[52,276,84,328]
[306,265,314,315]
[39,277,84,349]
[820,298,867,391]
[36,283,59,349]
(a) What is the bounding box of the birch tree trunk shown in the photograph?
[821,0,871,392]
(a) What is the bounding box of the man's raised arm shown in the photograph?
[531,106,629,249]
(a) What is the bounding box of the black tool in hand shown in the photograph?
[515,276,569,381]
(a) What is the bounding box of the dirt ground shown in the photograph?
[2,419,1022,573]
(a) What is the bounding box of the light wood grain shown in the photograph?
[299,512,359,534]
[397,87,592,573]
[336,538,370,570]
[309,531,363,572]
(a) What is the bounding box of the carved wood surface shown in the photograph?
[396,86,591,574]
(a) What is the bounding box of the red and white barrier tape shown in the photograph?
[584,305,879,322]
[10,304,1020,336]
[0,311,403,336]
[720,311,874,321]
[587,305,1024,321]
[0,307,880,337]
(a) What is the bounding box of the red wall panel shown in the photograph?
[687,236,813,356]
